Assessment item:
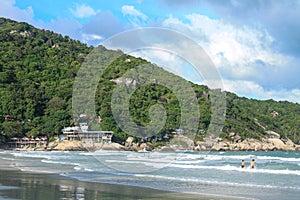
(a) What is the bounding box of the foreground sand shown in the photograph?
[0,156,247,200]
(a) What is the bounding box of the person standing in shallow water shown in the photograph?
[250,159,255,168]
[241,160,245,168]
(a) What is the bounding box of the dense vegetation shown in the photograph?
[0,18,299,144]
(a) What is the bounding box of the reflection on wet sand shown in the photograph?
[0,170,220,200]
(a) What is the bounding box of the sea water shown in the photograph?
[0,150,299,199]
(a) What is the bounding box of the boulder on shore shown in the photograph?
[98,142,125,151]
[125,137,134,147]
[202,137,298,151]
[268,138,286,150]
[48,140,126,151]
[52,140,84,151]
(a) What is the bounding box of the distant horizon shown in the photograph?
[1,0,300,103]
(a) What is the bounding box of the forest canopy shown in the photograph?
[0,18,299,144]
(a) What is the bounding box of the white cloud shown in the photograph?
[223,80,300,103]
[130,48,187,79]
[82,33,103,45]
[0,0,34,22]
[163,14,289,77]
[70,4,99,18]
[161,14,299,102]
[81,11,124,45]
[121,5,147,20]
[121,5,148,25]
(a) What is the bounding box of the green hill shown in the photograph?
[0,18,299,144]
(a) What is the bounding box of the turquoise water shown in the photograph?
[1,150,299,199]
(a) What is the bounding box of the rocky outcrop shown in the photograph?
[45,140,125,151]
[123,141,154,151]
[268,138,285,150]
[261,142,276,151]
[7,134,300,152]
[101,142,125,151]
[195,136,299,151]
[254,118,266,130]
[285,139,296,149]
[125,137,134,147]
[20,30,34,37]
[160,135,195,151]
[266,131,281,139]
[111,77,138,87]
[52,140,84,151]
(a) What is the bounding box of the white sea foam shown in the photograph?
[257,156,300,162]
[134,174,300,190]
[169,163,300,175]
[200,155,255,161]
[104,152,196,166]
[41,159,80,166]
[177,154,202,160]
[83,168,94,172]
[0,185,19,190]
[196,154,299,163]
[1,157,15,161]
[11,152,52,159]
[74,166,82,171]
[187,154,300,164]
[174,159,205,164]
[71,166,94,172]
[80,150,126,156]
[104,159,168,169]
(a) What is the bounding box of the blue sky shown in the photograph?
[1,0,300,103]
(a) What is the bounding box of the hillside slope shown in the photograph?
[0,18,299,144]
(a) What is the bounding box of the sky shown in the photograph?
[1,0,300,103]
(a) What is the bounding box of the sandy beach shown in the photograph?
[0,156,240,200]
[1,150,299,200]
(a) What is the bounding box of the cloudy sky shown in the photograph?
[1,0,300,103]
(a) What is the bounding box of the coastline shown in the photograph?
[0,156,242,200]
[1,149,299,200]
[2,136,300,152]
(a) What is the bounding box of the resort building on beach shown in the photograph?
[8,136,48,148]
[61,122,113,143]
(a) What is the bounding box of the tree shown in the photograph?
[1,121,24,138]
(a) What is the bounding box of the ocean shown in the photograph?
[0,150,299,199]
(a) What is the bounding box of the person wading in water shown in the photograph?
[241,160,245,168]
[250,159,255,169]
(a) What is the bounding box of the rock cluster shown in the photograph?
[16,133,300,152]
[124,137,153,151]
[31,140,126,151]
[196,137,300,151]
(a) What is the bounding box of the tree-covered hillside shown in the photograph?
[0,18,92,139]
[0,18,299,144]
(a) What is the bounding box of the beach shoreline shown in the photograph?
[0,156,243,200]
[1,150,299,200]
[3,134,300,152]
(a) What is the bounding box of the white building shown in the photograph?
[61,123,113,143]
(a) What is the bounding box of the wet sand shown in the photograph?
[0,155,243,200]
